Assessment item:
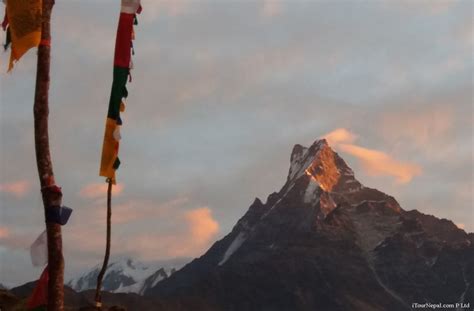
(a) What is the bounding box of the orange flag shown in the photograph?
[5,0,42,71]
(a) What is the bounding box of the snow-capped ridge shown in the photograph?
[67,257,187,295]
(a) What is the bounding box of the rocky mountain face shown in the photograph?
[3,139,472,311]
[67,258,184,295]
[146,139,474,311]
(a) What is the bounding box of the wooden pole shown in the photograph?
[94,179,113,310]
[33,0,64,310]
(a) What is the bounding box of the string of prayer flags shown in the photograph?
[100,0,141,183]
[26,266,48,311]
[3,0,43,71]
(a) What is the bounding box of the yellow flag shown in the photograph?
[100,118,120,183]
[6,0,42,71]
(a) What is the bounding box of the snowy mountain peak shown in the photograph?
[145,138,473,311]
[287,139,360,194]
[67,257,187,295]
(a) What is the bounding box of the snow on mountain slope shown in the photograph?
[67,257,187,295]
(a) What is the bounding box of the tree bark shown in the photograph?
[33,0,64,310]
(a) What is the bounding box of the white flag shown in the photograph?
[30,230,47,267]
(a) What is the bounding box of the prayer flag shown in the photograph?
[5,0,42,71]
[27,266,48,311]
[100,0,141,183]
[30,230,47,267]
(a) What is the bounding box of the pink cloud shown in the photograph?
[338,143,422,184]
[0,228,34,250]
[124,206,219,259]
[0,227,10,239]
[323,128,357,146]
[64,197,219,260]
[322,128,422,184]
[184,208,220,249]
[111,197,189,224]
[0,181,30,198]
[79,182,124,199]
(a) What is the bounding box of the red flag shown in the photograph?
[113,13,135,68]
[27,266,48,310]
[2,8,8,31]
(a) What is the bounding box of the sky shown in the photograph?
[0,0,472,287]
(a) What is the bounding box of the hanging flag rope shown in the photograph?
[94,178,112,310]
[100,0,141,184]
[95,1,141,310]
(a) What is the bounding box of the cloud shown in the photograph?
[323,128,357,146]
[338,143,422,184]
[262,0,283,18]
[127,207,220,259]
[64,197,219,261]
[184,207,219,249]
[141,0,191,22]
[456,223,465,230]
[0,228,34,250]
[389,0,455,15]
[79,182,124,199]
[0,227,10,239]
[323,128,422,184]
[0,181,30,198]
[154,206,220,258]
[379,105,453,149]
[1,0,472,285]
[111,197,188,224]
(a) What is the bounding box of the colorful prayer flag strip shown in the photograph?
[100,0,141,183]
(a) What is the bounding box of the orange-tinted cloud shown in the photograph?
[322,128,422,184]
[64,197,219,261]
[79,182,124,199]
[123,206,219,259]
[111,197,189,224]
[184,207,220,249]
[323,128,357,146]
[0,228,33,250]
[0,181,30,198]
[338,143,422,184]
[0,227,10,239]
